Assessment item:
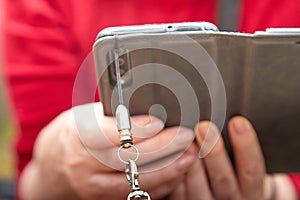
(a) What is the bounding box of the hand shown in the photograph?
[168,116,298,200]
[19,102,197,200]
[194,116,265,199]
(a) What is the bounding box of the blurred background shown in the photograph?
[0,0,15,199]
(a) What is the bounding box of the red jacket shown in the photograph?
[2,0,300,197]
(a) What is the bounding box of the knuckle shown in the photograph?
[239,163,264,181]
[213,173,232,185]
[211,175,241,199]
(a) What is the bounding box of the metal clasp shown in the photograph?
[125,160,151,200]
[125,159,140,191]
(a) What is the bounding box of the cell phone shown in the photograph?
[93,22,219,126]
[96,22,218,39]
[93,22,300,173]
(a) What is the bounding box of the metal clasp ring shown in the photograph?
[117,145,139,164]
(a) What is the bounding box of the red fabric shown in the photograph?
[2,0,217,177]
[290,174,300,198]
[2,0,300,197]
[239,0,300,33]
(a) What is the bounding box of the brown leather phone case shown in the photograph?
[93,28,300,173]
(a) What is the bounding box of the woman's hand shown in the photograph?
[195,116,265,199]
[19,102,197,200]
[169,116,297,200]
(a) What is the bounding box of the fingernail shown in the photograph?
[148,116,164,128]
[131,116,151,127]
[175,128,195,145]
[204,123,220,142]
[194,123,202,144]
[194,122,200,134]
[132,115,164,128]
[131,116,164,138]
[198,123,220,158]
[176,154,195,171]
[232,117,250,134]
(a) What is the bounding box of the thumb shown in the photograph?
[72,102,164,150]
[131,115,164,140]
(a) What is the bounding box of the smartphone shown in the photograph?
[93,22,300,172]
[96,22,218,39]
[93,22,219,126]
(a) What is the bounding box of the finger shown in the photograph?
[149,177,186,200]
[136,126,195,168]
[77,139,196,193]
[139,150,196,196]
[67,156,189,200]
[73,135,196,199]
[67,124,195,173]
[228,116,265,199]
[167,182,187,200]
[95,125,195,171]
[71,102,164,150]
[131,115,164,139]
[195,121,241,200]
[74,171,183,200]
[186,157,214,200]
[70,172,129,199]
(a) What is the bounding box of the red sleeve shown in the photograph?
[289,174,300,198]
[2,0,216,180]
[239,0,300,33]
[2,0,86,175]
